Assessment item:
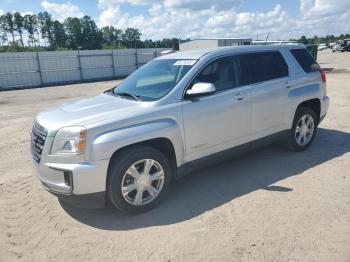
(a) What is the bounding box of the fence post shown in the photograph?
[154,50,158,58]
[36,52,43,86]
[111,50,116,78]
[77,49,83,81]
[135,49,139,69]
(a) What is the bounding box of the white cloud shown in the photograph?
[41,0,84,21]
[97,0,350,40]
[164,0,241,11]
[296,0,350,37]
[300,0,350,17]
[0,9,4,15]
[98,0,240,11]
[21,11,34,16]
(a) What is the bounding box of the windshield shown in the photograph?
[112,59,196,101]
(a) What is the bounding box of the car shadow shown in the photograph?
[60,128,350,230]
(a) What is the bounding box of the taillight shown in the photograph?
[320,69,326,83]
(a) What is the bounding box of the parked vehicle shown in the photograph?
[332,43,344,52]
[317,44,327,51]
[31,45,329,213]
[332,40,350,52]
[343,39,350,52]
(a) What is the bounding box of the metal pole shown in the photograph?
[154,50,158,58]
[135,48,139,69]
[111,50,116,78]
[77,48,83,81]
[36,51,43,86]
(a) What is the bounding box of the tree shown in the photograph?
[3,12,15,43]
[64,17,82,49]
[101,26,114,44]
[0,15,8,45]
[122,28,141,48]
[23,14,38,46]
[101,26,122,45]
[143,39,155,48]
[80,16,102,49]
[0,19,7,45]
[52,20,66,48]
[0,33,7,45]
[299,35,308,45]
[38,12,54,47]
[13,12,24,47]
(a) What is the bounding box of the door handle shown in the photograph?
[234,93,245,101]
[285,81,293,89]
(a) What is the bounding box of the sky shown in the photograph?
[0,0,349,40]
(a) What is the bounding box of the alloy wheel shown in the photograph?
[295,114,315,146]
[121,159,165,206]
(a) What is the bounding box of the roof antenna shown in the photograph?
[265,33,270,45]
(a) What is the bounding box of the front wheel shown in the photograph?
[288,107,318,151]
[108,146,172,213]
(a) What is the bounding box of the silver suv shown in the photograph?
[31,45,329,213]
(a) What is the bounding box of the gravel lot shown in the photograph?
[0,50,349,262]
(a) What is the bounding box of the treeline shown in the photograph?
[294,34,350,45]
[1,11,348,53]
[0,11,183,52]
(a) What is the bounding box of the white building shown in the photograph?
[252,40,299,45]
[179,38,252,51]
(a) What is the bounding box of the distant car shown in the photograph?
[343,39,350,52]
[332,44,344,52]
[31,45,329,213]
[317,45,327,51]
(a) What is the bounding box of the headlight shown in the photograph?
[51,126,86,155]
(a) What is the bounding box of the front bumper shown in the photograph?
[33,159,110,208]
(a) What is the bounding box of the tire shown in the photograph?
[287,107,318,151]
[107,146,172,213]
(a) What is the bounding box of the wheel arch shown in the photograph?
[106,137,178,191]
[297,98,321,123]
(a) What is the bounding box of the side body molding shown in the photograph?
[90,119,185,166]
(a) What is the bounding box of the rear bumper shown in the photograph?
[320,96,329,123]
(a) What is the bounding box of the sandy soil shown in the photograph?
[0,50,349,262]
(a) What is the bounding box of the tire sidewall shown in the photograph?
[108,146,172,213]
[289,107,318,151]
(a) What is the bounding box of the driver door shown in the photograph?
[182,55,252,162]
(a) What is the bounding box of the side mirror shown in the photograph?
[185,82,216,99]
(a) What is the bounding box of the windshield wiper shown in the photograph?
[114,92,140,101]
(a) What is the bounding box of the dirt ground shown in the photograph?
[0,50,349,262]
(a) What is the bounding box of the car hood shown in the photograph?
[36,94,151,136]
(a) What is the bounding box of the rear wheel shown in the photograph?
[288,107,318,151]
[108,146,172,213]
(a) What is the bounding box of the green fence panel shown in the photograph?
[306,45,318,60]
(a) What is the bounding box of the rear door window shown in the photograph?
[290,49,320,73]
[240,51,289,85]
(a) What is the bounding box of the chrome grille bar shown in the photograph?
[31,122,47,164]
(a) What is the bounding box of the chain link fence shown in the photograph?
[0,48,169,90]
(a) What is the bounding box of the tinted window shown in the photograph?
[240,51,289,84]
[193,56,242,92]
[291,49,320,73]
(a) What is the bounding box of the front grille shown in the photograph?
[31,121,47,164]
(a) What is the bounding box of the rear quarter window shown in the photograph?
[291,49,320,73]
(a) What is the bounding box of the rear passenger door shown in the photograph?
[240,51,290,139]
